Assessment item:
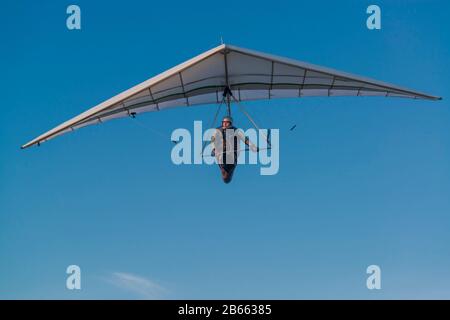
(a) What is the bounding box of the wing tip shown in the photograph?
[420,94,442,101]
[21,140,39,150]
[20,143,31,150]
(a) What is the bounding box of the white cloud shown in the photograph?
[106,272,168,299]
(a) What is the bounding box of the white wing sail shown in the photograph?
[22,44,441,149]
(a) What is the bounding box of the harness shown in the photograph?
[219,126,239,154]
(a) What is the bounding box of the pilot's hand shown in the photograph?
[250,145,259,152]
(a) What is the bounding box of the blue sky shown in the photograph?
[1,0,449,299]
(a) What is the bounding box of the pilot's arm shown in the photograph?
[210,128,223,156]
[236,130,258,152]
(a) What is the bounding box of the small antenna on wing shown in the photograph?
[220,36,224,45]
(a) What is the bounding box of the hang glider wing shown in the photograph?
[22,44,441,149]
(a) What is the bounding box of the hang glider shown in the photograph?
[21,44,441,149]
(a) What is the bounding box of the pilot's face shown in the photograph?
[222,120,231,128]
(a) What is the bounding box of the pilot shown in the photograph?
[210,116,258,183]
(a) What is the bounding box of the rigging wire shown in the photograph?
[200,95,226,156]
[129,113,172,143]
[230,95,271,147]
